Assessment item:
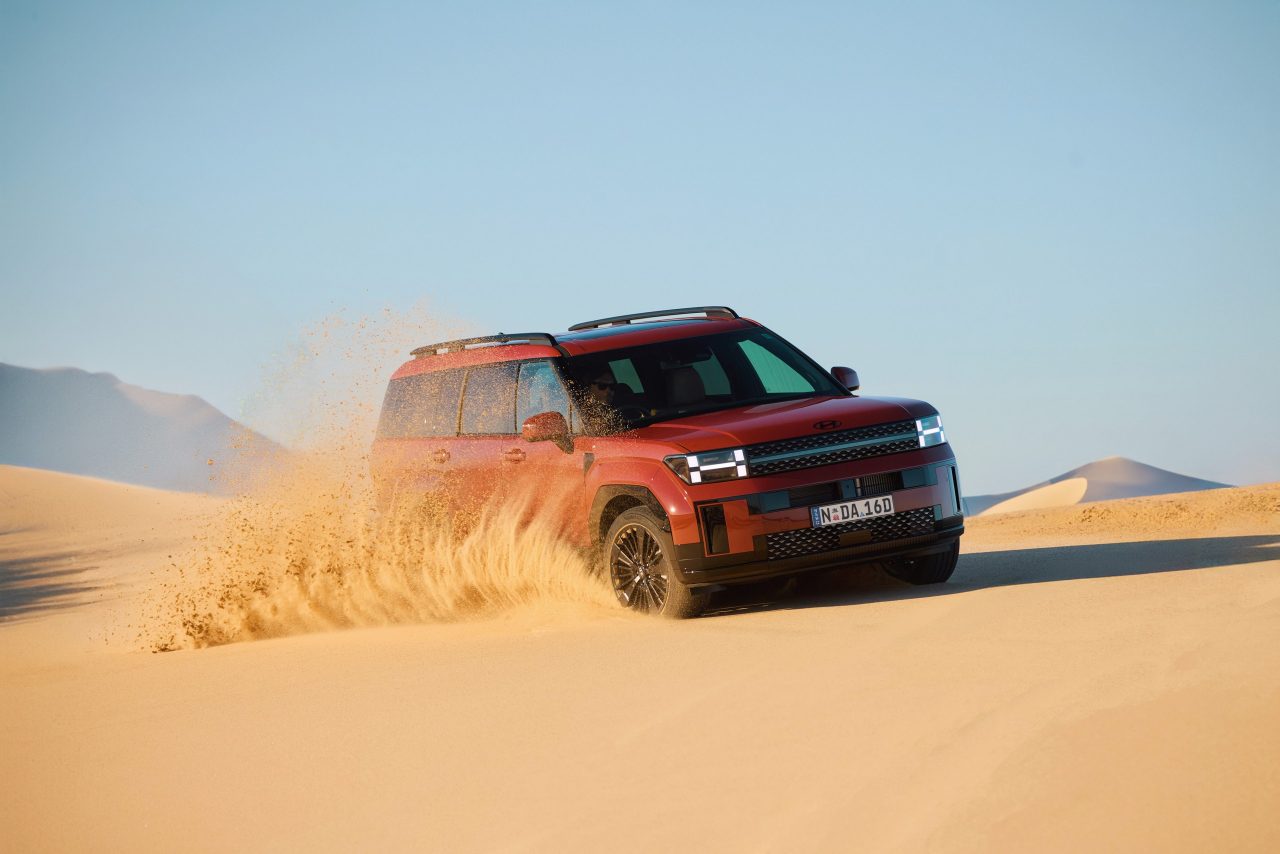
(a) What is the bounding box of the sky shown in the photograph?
[2,0,1278,495]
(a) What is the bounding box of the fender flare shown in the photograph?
[588,484,668,544]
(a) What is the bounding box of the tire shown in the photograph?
[884,540,960,585]
[604,507,709,618]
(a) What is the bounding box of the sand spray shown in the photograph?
[143,303,616,650]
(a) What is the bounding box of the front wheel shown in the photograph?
[884,541,960,585]
[605,508,708,618]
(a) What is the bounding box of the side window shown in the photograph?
[376,369,464,438]
[461,362,519,435]
[737,339,814,393]
[516,361,571,427]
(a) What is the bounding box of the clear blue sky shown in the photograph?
[3,1,1278,494]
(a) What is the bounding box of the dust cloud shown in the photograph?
[144,304,616,650]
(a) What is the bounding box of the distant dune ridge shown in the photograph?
[0,363,284,494]
[965,456,1230,516]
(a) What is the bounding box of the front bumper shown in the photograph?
[672,453,963,588]
[675,522,963,590]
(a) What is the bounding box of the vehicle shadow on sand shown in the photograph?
[0,544,102,623]
[703,534,1280,617]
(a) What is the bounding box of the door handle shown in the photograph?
[502,448,527,463]
[431,449,451,463]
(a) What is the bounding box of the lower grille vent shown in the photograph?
[765,507,935,561]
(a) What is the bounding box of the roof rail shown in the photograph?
[411,332,559,357]
[567,306,739,332]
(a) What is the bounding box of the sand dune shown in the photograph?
[0,363,284,494]
[2,465,1278,852]
[967,456,1230,516]
[981,475,1089,515]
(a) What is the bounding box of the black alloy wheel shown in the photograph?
[604,507,709,618]
[610,523,669,611]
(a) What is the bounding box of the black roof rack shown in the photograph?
[567,306,739,332]
[411,332,559,357]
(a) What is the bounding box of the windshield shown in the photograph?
[563,329,846,431]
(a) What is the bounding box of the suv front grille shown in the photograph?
[765,506,935,561]
[746,420,917,476]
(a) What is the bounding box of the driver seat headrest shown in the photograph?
[666,367,706,407]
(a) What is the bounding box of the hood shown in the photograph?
[635,395,937,453]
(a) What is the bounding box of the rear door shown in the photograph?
[451,361,522,516]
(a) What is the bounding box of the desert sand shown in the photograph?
[2,463,1278,852]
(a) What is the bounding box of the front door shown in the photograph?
[513,360,588,538]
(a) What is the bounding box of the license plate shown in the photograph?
[810,495,895,527]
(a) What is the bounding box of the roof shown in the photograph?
[393,307,760,378]
[555,317,758,356]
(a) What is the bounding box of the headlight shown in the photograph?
[664,449,748,484]
[916,415,946,448]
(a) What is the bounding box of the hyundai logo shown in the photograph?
[813,420,842,430]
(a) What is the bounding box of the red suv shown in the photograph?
[372,306,963,617]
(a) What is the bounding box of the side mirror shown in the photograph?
[831,366,860,391]
[521,411,572,452]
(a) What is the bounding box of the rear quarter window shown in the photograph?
[377,369,464,438]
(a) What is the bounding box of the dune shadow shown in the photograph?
[0,548,101,622]
[703,535,1280,617]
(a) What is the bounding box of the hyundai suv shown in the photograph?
[372,306,963,617]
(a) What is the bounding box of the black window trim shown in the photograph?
[458,357,587,438]
[381,357,589,440]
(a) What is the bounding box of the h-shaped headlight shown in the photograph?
[664,449,748,484]
[916,415,946,448]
